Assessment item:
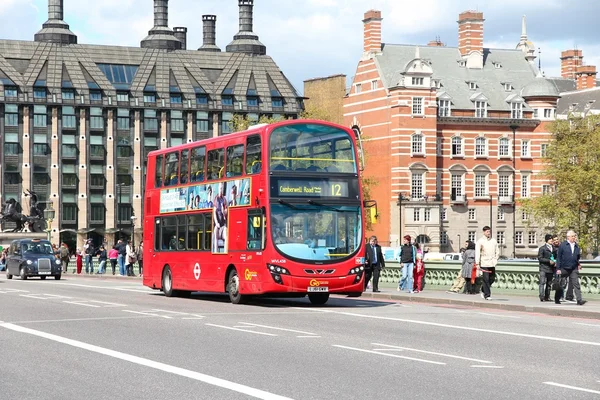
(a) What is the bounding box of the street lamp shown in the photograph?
[510,124,519,259]
[43,201,55,243]
[397,193,407,247]
[117,182,125,241]
[130,215,137,248]
[489,194,493,233]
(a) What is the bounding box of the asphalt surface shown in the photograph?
[1,275,600,399]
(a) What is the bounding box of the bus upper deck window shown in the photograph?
[155,155,164,188]
[180,150,189,184]
[246,135,262,174]
[164,152,180,187]
[191,146,206,183]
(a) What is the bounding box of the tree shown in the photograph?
[230,114,286,133]
[299,104,332,121]
[522,114,600,254]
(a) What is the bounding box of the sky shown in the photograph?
[1,0,599,94]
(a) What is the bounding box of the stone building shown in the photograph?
[0,0,302,250]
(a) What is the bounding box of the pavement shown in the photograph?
[2,275,600,399]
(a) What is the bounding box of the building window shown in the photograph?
[496,231,505,245]
[144,93,156,103]
[90,107,104,130]
[412,97,424,115]
[438,99,450,117]
[144,109,158,131]
[541,143,548,157]
[197,111,209,133]
[542,185,551,195]
[196,94,208,105]
[511,102,523,119]
[451,136,463,157]
[475,174,487,198]
[499,138,510,157]
[411,133,424,155]
[171,110,184,133]
[468,231,476,242]
[424,208,431,222]
[468,82,477,90]
[522,210,529,221]
[528,232,537,245]
[222,112,233,134]
[498,175,510,197]
[441,208,447,221]
[475,137,487,157]
[521,175,529,198]
[411,172,423,200]
[503,83,513,91]
[4,132,19,155]
[413,208,421,222]
[371,80,378,90]
[412,77,424,86]
[475,101,487,118]
[451,174,463,198]
[440,231,448,245]
[33,105,47,128]
[34,88,46,100]
[62,90,75,100]
[5,104,18,126]
[4,86,17,98]
[117,92,129,103]
[272,98,283,108]
[521,140,530,157]
[544,109,554,119]
[117,108,130,130]
[222,96,233,106]
[62,204,77,222]
[90,91,102,102]
[170,93,182,104]
[515,231,523,245]
[468,208,476,221]
[247,97,258,107]
[497,207,505,221]
[533,109,539,118]
[62,106,76,129]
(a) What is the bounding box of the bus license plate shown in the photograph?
[308,287,328,292]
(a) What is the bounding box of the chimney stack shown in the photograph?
[561,49,583,80]
[427,36,445,47]
[141,0,182,50]
[226,0,266,55]
[575,65,597,90]
[363,10,382,53]
[458,11,484,57]
[34,0,77,44]
[173,27,187,50]
[199,15,221,52]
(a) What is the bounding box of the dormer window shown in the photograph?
[432,80,442,89]
[503,83,513,91]
[458,60,466,68]
[468,82,477,90]
[475,101,487,118]
[511,102,523,119]
[412,77,424,86]
[4,86,17,98]
[493,62,502,69]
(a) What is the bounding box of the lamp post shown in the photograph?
[43,201,55,243]
[397,193,406,247]
[130,215,137,248]
[489,194,493,233]
[117,183,125,241]
[457,234,461,251]
[510,124,519,258]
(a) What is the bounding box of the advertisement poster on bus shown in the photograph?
[160,178,251,214]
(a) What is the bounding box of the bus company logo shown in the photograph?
[245,269,258,281]
[309,279,328,287]
[355,257,365,265]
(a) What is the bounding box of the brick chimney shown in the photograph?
[561,49,583,80]
[363,10,382,53]
[575,65,597,90]
[427,37,445,47]
[458,11,484,57]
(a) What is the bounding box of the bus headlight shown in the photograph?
[267,264,289,285]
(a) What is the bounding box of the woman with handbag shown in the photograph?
[461,241,477,294]
[126,240,137,277]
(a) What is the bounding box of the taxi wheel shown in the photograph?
[6,272,13,280]
[19,268,27,281]
[308,293,330,305]
[227,269,247,304]
[40,276,46,280]
[55,274,61,281]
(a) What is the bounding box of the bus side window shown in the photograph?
[161,217,177,250]
[203,213,212,251]
[154,218,161,251]
[164,151,180,187]
[180,150,189,185]
[207,148,224,181]
[155,155,164,188]
[246,135,262,174]
[226,144,244,177]
[187,214,204,251]
[191,146,205,183]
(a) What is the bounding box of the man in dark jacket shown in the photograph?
[556,230,586,305]
[364,236,385,292]
[537,234,556,302]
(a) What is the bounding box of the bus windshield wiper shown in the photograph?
[278,199,298,209]
[308,200,341,212]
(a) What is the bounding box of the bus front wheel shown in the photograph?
[162,266,175,297]
[308,293,330,305]
[227,269,247,304]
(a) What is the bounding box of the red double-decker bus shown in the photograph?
[142,120,370,305]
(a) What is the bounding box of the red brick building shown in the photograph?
[343,10,585,257]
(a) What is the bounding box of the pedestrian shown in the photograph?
[475,226,499,300]
[364,236,384,292]
[0,247,7,271]
[75,248,83,275]
[461,240,477,294]
[126,240,137,277]
[84,239,94,274]
[537,234,557,302]
[59,242,70,273]
[109,246,119,275]
[96,245,107,274]
[413,242,425,293]
[556,230,586,305]
[137,241,144,276]
[397,235,416,293]
[447,241,470,294]
[117,240,126,276]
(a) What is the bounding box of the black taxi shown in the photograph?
[5,239,62,280]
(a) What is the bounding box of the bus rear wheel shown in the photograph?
[227,269,247,304]
[162,266,175,297]
[308,293,330,305]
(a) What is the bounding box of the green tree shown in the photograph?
[230,114,286,133]
[522,114,600,254]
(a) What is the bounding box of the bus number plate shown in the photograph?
[308,287,329,292]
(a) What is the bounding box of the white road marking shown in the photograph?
[476,312,521,319]
[333,345,445,365]
[297,336,321,338]
[205,323,277,337]
[10,315,154,324]
[147,309,193,315]
[237,322,317,336]
[470,365,504,369]
[122,310,173,319]
[182,317,205,320]
[300,308,600,347]
[0,322,294,400]
[20,293,72,300]
[371,343,492,364]
[0,288,29,294]
[63,301,101,308]
[543,382,600,395]
[575,323,600,328]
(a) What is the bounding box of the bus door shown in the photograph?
[244,209,265,288]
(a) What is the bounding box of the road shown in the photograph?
[1,276,600,399]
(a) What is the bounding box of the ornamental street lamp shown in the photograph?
[43,201,55,243]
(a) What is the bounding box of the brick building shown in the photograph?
[0,0,302,250]
[343,10,585,257]
[303,74,346,125]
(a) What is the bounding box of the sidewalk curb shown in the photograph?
[358,292,600,320]
[62,274,141,281]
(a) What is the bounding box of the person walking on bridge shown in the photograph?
[475,226,499,300]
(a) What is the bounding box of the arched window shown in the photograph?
[475,137,487,157]
[411,133,424,155]
[451,136,463,157]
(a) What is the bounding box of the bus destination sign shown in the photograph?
[273,179,350,198]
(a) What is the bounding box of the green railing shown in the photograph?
[380,260,600,295]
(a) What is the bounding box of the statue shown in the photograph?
[0,190,46,233]
[1,198,25,232]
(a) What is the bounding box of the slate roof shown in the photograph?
[556,87,600,115]
[547,77,577,93]
[374,44,544,111]
[521,74,560,98]
[0,40,301,113]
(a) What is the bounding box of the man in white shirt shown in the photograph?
[475,226,499,300]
